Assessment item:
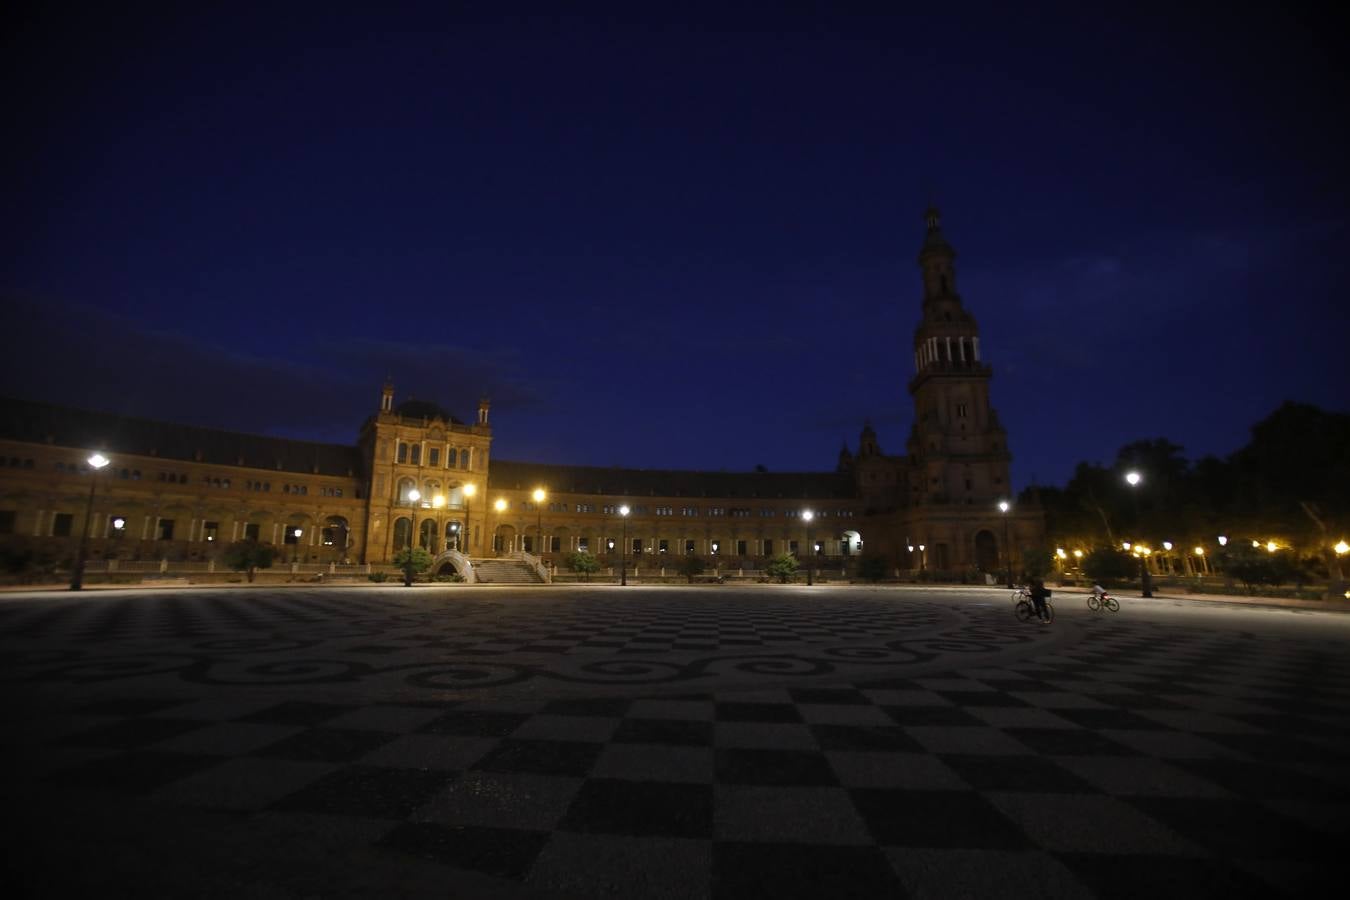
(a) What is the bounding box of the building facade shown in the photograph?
[0,210,1042,578]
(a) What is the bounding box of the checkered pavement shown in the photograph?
[2,587,1347,898]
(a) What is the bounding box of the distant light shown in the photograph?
[1252,540,1260,548]
[918,544,925,551]
[1266,541,1278,553]
[409,489,421,503]
[1122,542,1132,551]
[1073,549,1083,559]
[619,505,630,517]
[88,453,110,469]
[494,499,507,512]
[533,488,546,503]
[1336,541,1349,555]
[998,501,1009,513]
[907,545,914,552]
[1194,547,1204,556]
[1125,471,1141,486]
[1218,535,1228,546]
[1162,541,1173,551]
[463,483,477,498]
[432,495,445,508]
[293,528,303,538]
[1056,548,1067,558]
[802,510,814,522]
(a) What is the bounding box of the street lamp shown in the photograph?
[1123,472,1152,597]
[532,488,546,558]
[292,527,304,563]
[493,498,507,555]
[918,543,925,572]
[998,500,1013,587]
[69,452,110,590]
[619,504,630,586]
[407,489,421,550]
[462,483,476,553]
[802,510,814,585]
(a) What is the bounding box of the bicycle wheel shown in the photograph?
[1104,596,1120,612]
[1043,601,1055,624]
[1087,595,1101,611]
[1014,600,1033,622]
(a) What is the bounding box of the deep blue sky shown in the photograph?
[4,4,1347,488]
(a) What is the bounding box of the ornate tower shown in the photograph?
[905,208,1011,507]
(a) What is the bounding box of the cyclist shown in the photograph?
[1029,578,1052,624]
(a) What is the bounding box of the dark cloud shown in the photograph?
[0,294,554,444]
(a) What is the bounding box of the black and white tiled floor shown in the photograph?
[2,586,1347,897]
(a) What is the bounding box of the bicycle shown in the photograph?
[1087,590,1120,613]
[1011,585,1030,605]
[1014,596,1054,624]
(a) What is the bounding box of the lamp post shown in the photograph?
[1124,471,1152,597]
[1333,541,1349,600]
[407,489,421,551]
[998,500,1013,587]
[532,488,546,559]
[802,510,814,585]
[69,452,110,590]
[292,527,304,564]
[462,483,476,554]
[493,498,507,556]
[620,504,630,586]
[918,543,926,572]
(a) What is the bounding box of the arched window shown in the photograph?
[393,517,412,550]
[397,443,408,464]
[419,519,438,552]
[397,477,417,503]
[459,448,471,469]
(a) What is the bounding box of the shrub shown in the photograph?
[675,555,706,583]
[222,540,277,583]
[856,555,889,583]
[565,551,601,582]
[765,554,799,584]
[368,571,389,583]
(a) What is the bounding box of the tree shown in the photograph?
[765,553,799,584]
[675,555,706,583]
[222,540,277,583]
[392,546,433,586]
[856,554,888,583]
[1082,546,1133,586]
[1019,543,1055,580]
[566,551,600,581]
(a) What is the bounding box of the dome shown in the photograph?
[395,399,461,424]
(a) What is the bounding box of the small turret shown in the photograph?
[477,397,491,426]
[380,381,394,413]
[836,441,854,472]
[858,421,881,458]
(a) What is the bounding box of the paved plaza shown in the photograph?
[2,584,1347,898]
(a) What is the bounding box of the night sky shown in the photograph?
[5,5,1347,490]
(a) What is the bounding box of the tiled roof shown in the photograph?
[489,460,857,500]
[0,397,365,478]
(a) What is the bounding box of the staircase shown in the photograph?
[472,558,546,584]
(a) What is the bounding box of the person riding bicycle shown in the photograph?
[1029,578,1052,624]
